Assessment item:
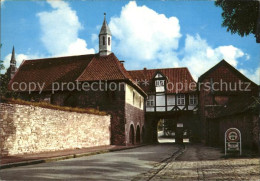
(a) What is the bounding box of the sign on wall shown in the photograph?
[225,128,242,155]
[177,123,183,128]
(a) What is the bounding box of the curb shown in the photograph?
[0,144,148,170]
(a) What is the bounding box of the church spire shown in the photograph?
[11,46,16,65]
[99,13,111,35]
[8,46,17,79]
[99,13,112,56]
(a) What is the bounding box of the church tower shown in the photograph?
[99,13,112,56]
[7,46,17,79]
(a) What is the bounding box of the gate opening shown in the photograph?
[157,119,175,143]
[157,119,191,143]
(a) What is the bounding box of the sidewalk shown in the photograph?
[0,144,145,169]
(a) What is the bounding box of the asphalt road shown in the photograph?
[0,143,180,181]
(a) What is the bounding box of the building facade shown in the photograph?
[198,60,259,151]
[6,15,260,151]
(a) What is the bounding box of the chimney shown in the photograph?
[120,60,125,65]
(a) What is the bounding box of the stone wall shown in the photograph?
[0,103,111,156]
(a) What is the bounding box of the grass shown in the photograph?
[0,97,107,116]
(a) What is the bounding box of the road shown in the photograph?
[147,144,260,181]
[1,144,259,181]
[0,144,180,181]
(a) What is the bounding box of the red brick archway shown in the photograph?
[136,125,141,144]
[142,126,145,143]
[129,124,135,144]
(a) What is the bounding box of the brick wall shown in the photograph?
[125,103,145,145]
[207,112,260,152]
[0,103,111,156]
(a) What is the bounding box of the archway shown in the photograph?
[136,125,141,144]
[157,119,175,143]
[129,124,135,145]
[141,126,145,143]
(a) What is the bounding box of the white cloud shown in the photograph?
[2,53,39,74]
[109,1,181,68]
[108,1,256,82]
[37,0,94,56]
[109,1,257,83]
[239,67,260,84]
[181,34,246,80]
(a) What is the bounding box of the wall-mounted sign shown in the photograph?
[177,123,183,128]
[225,128,242,155]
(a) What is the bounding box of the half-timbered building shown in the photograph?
[128,68,200,143]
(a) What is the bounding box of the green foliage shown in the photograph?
[157,119,163,131]
[215,0,259,37]
[0,60,4,71]
[0,73,18,98]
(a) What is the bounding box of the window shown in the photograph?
[177,94,185,105]
[146,95,155,107]
[189,95,197,105]
[108,37,110,45]
[103,36,105,45]
[155,80,164,87]
[133,92,135,105]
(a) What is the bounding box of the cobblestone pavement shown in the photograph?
[134,144,260,181]
[151,158,260,180]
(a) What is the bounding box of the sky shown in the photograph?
[1,0,259,83]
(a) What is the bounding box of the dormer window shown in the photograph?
[154,73,165,92]
[155,80,164,87]
[108,37,110,45]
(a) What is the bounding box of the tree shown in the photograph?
[215,0,260,42]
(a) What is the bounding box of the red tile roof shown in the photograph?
[198,59,258,93]
[77,53,132,81]
[128,67,196,93]
[199,59,257,85]
[9,54,94,91]
[9,53,146,96]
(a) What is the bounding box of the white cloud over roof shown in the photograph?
[37,0,94,56]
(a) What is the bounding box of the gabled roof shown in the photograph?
[9,54,95,91]
[77,53,131,81]
[128,67,196,94]
[9,53,146,96]
[198,59,257,86]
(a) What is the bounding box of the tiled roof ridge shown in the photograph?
[111,54,133,80]
[75,54,98,81]
[23,54,96,62]
[184,67,196,82]
[110,54,147,96]
[128,67,189,72]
